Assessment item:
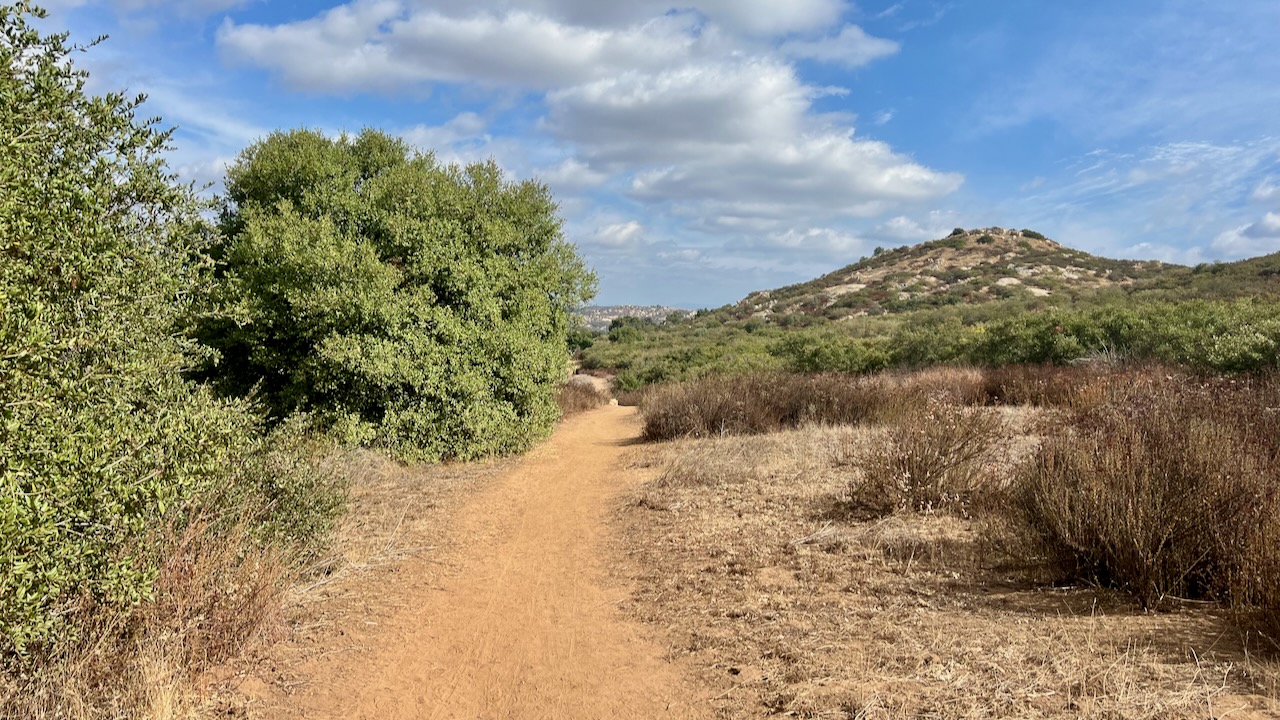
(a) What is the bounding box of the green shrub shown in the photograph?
[1020,229,1047,240]
[0,6,342,661]
[886,318,972,367]
[197,130,597,462]
[567,327,596,353]
[771,332,888,374]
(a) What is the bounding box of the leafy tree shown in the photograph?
[198,129,597,461]
[0,4,305,659]
[607,315,656,343]
[566,327,597,354]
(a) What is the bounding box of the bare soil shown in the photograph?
[216,406,706,719]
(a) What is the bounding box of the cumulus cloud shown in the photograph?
[1212,213,1280,257]
[544,60,816,161]
[213,1,952,237]
[401,112,488,150]
[589,221,647,248]
[415,0,849,36]
[539,158,609,191]
[218,5,718,92]
[547,58,961,225]
[756,227,870,255]
[781,24,900,68]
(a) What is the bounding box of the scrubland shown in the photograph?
[616,366,1280,718]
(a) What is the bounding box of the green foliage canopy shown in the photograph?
[0,4,304,659]
[199,129,597,461]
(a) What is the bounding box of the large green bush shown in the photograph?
[197,130,596,461]
[965,301,1280,371]
[0,5,341,660]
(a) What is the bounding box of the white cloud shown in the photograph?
[544,59,814,161]
[781,24,899,68]
[1252,179,1280,204]
[500,0,849,36]
[1245,212,1280,238]
[871,211,966,244]
[758,227,869,255]
[590,221,647,248]
[875,216,937,242]
[547,58,961,226]
[539,159,608,191]
[214,1,954,246]
[1014,139,1280,256]
[401,112,488,151]
[628,132,960,210]
[217,6,721,92]
[1212,214,1280,258]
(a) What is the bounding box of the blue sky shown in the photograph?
[40,0,1280,308]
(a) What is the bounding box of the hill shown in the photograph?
[579,226,1280,389]
[729,227,1279,323]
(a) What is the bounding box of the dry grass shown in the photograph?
[854,400,1006,515]
[640,373,918,441]
[613,424,1280,719]
[980,364,1101,407]
[556,379,611,417]
[0,515,291,720]
[0,449,514,719]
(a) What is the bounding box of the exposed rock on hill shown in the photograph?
[734,227,1178,321]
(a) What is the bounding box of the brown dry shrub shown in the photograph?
[640,373,911,441]
[853,401,1005,515]
[556,381,610,417]
[0,515,289,719]
[893,365,987,406]
[613,388,648,407]
[998,378,1280,623]
[979,363,1100,407]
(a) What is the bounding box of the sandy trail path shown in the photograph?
[248,406,705,720]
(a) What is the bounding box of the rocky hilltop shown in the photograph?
[733,227,1183,321]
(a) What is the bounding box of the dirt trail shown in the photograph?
[247,406,705,720]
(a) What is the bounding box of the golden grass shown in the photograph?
[0,518,287,720]
[556,380,611,417]
[613,424,1280,718]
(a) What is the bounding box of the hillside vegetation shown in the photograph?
[582,227,1280,388]
[736,226,1278,322]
